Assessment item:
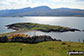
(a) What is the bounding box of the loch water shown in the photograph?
[0,17,84,42]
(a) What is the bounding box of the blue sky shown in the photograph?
[0,0,84,10]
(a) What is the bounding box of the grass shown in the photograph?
[0,41,84,56]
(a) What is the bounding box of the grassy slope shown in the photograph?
[0,41,84,56]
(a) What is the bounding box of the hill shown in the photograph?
[0,6,84,17]
[0,41,84,56]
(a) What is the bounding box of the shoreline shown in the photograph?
[0,29,82,37]
[0,30,37,36]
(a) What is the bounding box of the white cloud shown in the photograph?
[0,0,32,9]
[53,0,61,2]
[52,0,77,2]
[0,0,84,10]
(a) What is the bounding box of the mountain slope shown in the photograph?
[0,6,84,17]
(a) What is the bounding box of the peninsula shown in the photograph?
[6,22,80,32]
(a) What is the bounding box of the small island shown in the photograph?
[6,22,80,33]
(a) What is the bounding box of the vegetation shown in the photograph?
[8,34,30,39]
[0,41,84,56]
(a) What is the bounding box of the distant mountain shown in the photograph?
[0,6,84,17]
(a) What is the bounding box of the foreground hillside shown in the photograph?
[0,41,84,56]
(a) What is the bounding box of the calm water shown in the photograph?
[0,17,84,42]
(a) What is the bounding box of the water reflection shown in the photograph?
[25,31,84,42]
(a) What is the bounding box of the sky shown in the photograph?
[0,0,84,10]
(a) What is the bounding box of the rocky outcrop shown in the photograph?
[0,35,61,43]
[0,36,8,42]
[31,35,54,43]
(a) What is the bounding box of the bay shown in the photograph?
[0,17,84,42]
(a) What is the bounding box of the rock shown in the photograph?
[68,29,80,32]
[37,28,80,32]
[31,35,54,43]
[0,35,62,44]
[62,42,66,45]
[0,36,8,42]
[20,48,22,51]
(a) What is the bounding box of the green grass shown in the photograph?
[0,41,84,56]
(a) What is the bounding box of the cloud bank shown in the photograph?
[0,0,84,10]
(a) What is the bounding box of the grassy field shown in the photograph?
[0,41,84,56]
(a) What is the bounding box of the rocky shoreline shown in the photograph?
[36,28,80,32]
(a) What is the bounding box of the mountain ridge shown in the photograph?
[0,6,84,17]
